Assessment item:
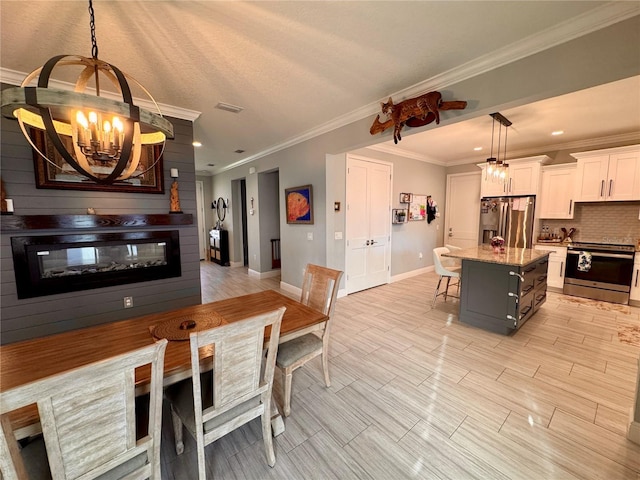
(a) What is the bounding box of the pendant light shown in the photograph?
[0,0,174,184]
[485,112,512,184]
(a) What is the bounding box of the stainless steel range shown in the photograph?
[564,242,636,304]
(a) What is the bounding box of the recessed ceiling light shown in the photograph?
[192,141,202,147]
[473,147,482,151]
[551,130,564,136]
[215,102,244,114]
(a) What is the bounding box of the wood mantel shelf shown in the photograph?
[0,214,193,231]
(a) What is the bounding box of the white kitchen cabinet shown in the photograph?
[506,161,541,196]
[534,245,567,291]
[477,156,549,198]
[572,145,640,201]
[631,256,640,306]
[538,164,576,219]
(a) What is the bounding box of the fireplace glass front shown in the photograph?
[11,230,181,299]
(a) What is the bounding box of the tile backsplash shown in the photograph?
[541,201,640,244]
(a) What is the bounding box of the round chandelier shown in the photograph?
[0,0,174,184]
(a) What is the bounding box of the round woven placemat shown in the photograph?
[151,312,224,341]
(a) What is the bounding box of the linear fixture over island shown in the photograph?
[444,246,550,334]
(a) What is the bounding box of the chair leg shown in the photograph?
[261,396,276,467]
[282,368,293,417]
[321,350,331,388]
[444,276,451,301]
[170,405,185,455]
[432,276,443,307]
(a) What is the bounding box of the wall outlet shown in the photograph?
[419,252,423,259]
[123,296,133,308]
[334,231,343,240]
[307,232,313,241]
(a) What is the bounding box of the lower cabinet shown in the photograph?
[459,255,548,334]
[534,245,567,291]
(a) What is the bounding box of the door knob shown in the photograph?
[370,239,377,245]
[365,240,370,246]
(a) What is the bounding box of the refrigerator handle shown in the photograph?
[500,201,509,239]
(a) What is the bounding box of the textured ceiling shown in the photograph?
[1,1,639,175]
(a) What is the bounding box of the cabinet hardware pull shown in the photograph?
[370,239,377,245]
[635,268,639,288]
[560,261,564,276]
[366,240,370,246]
[568,200,572,214]
[609,179,613,197]
[508,292,519,299]
[509,271,524,282]
[600,180,605,197]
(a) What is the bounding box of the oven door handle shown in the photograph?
[567,251,634,259]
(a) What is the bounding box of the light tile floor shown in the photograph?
[161,262,640,479]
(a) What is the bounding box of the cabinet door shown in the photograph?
[631,260,640,303]
[539,166,576,219]
[479,167,506,198]
[607,151,640,201]
[575,155,609,201]
[507,162,540,196]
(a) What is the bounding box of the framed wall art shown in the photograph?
[31,128,165,193]
[399,192,412,203]
[408,194,428,221]
[285,184,313,224]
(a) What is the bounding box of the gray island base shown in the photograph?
[444,246,550,335]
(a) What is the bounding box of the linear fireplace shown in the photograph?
[11,230,181,299]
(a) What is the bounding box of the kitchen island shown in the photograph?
[444,246,550,334]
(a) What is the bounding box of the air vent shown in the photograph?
[215,102,243,113]
[235,149,245,154]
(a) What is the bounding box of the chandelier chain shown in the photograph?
[88,0,98,59]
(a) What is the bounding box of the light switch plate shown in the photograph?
[307,232,313,241]
[334,231,343,240]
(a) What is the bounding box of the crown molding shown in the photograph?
[216,2,639,173]
[0,67,201,122]
[365,143,446,166]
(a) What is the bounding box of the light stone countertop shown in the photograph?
[443,245,551,267]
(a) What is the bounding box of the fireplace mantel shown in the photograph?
[0,213,193,231]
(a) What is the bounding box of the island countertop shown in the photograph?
[443,245,551,267]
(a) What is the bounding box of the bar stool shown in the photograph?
[432,247,461,307]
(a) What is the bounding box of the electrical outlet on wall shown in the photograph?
[123,296,133,308]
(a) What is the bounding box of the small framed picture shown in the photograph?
[399,192,412,203]
[285,184,313,224]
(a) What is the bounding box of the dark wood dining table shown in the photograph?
[0,289,328,440]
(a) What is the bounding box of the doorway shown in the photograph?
[444,172,481,248]
[195,180,207,260]
[345,155,392,294]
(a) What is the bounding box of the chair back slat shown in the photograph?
[0,339,167,480]
[300,264,342,317]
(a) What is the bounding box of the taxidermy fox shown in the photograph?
[381,91,442,144]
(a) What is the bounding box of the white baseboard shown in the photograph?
[280,281,301,297]
[248,268,281,279]
[390,266,434,283]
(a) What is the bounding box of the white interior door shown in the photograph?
[195,180,207,260]
[444,172,481,248]
[346,155,392,294]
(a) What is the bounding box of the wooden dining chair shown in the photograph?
[164,307,285,480]
[0,339,168,480]
[275,264,343,417]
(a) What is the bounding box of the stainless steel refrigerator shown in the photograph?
[479,196,536,248]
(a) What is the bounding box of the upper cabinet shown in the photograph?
[538,164,576,219]
[572,145,640,202]
[478,155,549,198]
